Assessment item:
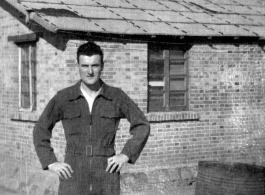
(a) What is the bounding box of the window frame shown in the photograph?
[18,42,37,112]
[148,44,190,112]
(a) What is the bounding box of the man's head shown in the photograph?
[77,41,104,64]
[77,42,104,88]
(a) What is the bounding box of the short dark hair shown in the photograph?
[77,42,104,64]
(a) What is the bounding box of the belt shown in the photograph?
[66,145,115,157]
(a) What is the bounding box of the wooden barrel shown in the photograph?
[195,161,265,195]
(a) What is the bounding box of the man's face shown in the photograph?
[78,54,103,87]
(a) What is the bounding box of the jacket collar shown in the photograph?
[68,79,114,101]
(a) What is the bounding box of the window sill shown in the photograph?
[10,112,39,123]
[10,111,200,123]
[146,111,200,123]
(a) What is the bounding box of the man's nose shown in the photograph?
[88,66,93,74]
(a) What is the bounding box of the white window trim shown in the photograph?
[18,45,34,112]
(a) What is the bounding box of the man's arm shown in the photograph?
[33,96,60,169]
[119,90,150,163]
[106,89,150,173]
[33,95,73,179]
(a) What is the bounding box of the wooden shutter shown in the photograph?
[169,49,187,111]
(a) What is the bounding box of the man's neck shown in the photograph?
[81,81,101,98]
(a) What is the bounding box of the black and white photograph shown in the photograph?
[0,0,265,195]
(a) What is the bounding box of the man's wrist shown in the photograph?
[120,151,130,161]
[47,164,52,170]
[120,153,129,163]
[47,162,57,170]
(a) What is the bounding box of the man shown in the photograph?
[33,42,150,195]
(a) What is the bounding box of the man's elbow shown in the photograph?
[143,121,151,139]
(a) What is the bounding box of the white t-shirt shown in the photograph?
[80,84,101,113]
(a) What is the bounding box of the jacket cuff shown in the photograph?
[40,154,58,170]
[121,149,138,164]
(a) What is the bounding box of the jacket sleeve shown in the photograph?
[119,90,150,164]
[33,94,62,170]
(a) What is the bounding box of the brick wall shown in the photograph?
[1,5,265,195]
[188,44,265,166]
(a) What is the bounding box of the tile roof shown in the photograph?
[7,0,265,37]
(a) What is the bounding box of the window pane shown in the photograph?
[21,76,30,92]
[31,44,36,60]
[170,77,186,91]
[170,92,185,106]
[170,63,185,75]
[149,81,164,87]
[170,50,184,59]
[21,46,29,61]
[149,59,164,81]
[149,86,164,111]
[170,49,185,75]
[21,92,30,108]
[149,48,163,60]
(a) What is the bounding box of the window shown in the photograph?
[148,44,189,112]
[19,42,37,111]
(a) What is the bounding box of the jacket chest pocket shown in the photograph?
[100,110,119,133]
[63,110,82,135]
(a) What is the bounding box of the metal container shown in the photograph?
[195,161,265,195]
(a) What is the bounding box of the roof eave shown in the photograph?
[3,0,29,22]
[29,12,58,32]
[3,0,58,33]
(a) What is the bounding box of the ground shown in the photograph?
[0,187,23,195]
[0,185,195,195]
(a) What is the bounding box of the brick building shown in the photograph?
[0,0,265,194]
